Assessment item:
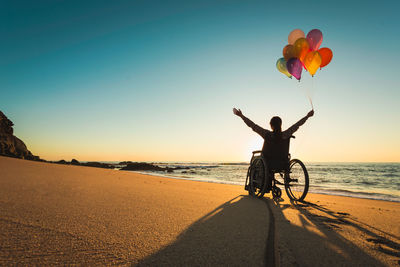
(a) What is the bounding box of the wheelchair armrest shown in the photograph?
[252,150,262,154]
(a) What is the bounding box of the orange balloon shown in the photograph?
[304,51,322,76]
[283,44,295,61]
[293,38,309,63]
[318,47,333,68]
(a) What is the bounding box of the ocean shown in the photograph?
[127,162,400,202]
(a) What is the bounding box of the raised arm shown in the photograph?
[233,108,267,138]
[284,110,314,137]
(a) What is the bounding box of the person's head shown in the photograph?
[270,116,282,132]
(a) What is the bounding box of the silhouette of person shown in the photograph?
[233,108,314,170]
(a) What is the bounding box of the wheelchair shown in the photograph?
[244,136,309,201]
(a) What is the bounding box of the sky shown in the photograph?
[1,0,400,162]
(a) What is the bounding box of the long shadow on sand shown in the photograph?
[136,195,272,266]
[267,197,400,266]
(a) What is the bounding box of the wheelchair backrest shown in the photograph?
[262,136,292,171]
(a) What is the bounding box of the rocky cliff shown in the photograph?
[0,111,39,160]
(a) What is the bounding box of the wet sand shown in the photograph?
[1,156,399,266]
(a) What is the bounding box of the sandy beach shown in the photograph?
[1,156,399,266]
[0,156,270,265]
[270,193,400,266]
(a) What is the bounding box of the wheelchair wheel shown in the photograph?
[248,157,267,198]
[285,159,309,201]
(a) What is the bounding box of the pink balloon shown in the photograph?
[288,29,305,45]
[306,29,323,51]
[286,58,302,80]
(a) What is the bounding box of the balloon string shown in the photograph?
[308,95,314,110]
[297,78,314,110]
[310,77,314,110]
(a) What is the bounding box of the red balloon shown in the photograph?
[318,47,333,68]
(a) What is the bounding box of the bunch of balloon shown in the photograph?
[276,28,333,81]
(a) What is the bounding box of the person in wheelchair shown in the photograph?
[233,108,314,199]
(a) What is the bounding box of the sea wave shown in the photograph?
[128,162,400,203]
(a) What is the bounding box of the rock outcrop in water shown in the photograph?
[83,162,114,169]
[0,111,39,160]
[120,162,189,172]
[53,159,114,169]
[121,162,166,171]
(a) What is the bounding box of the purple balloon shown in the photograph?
[306,29,323,51]
[286,58,302,80]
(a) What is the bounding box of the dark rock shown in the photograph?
[71,159,80,165]
[83,162,114,169]
[119,161,133,165]
[0,111,39,160]
[173,166,190,170]
[52,160,114,169]
[120,162,165,171]
[120,162,193,173]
